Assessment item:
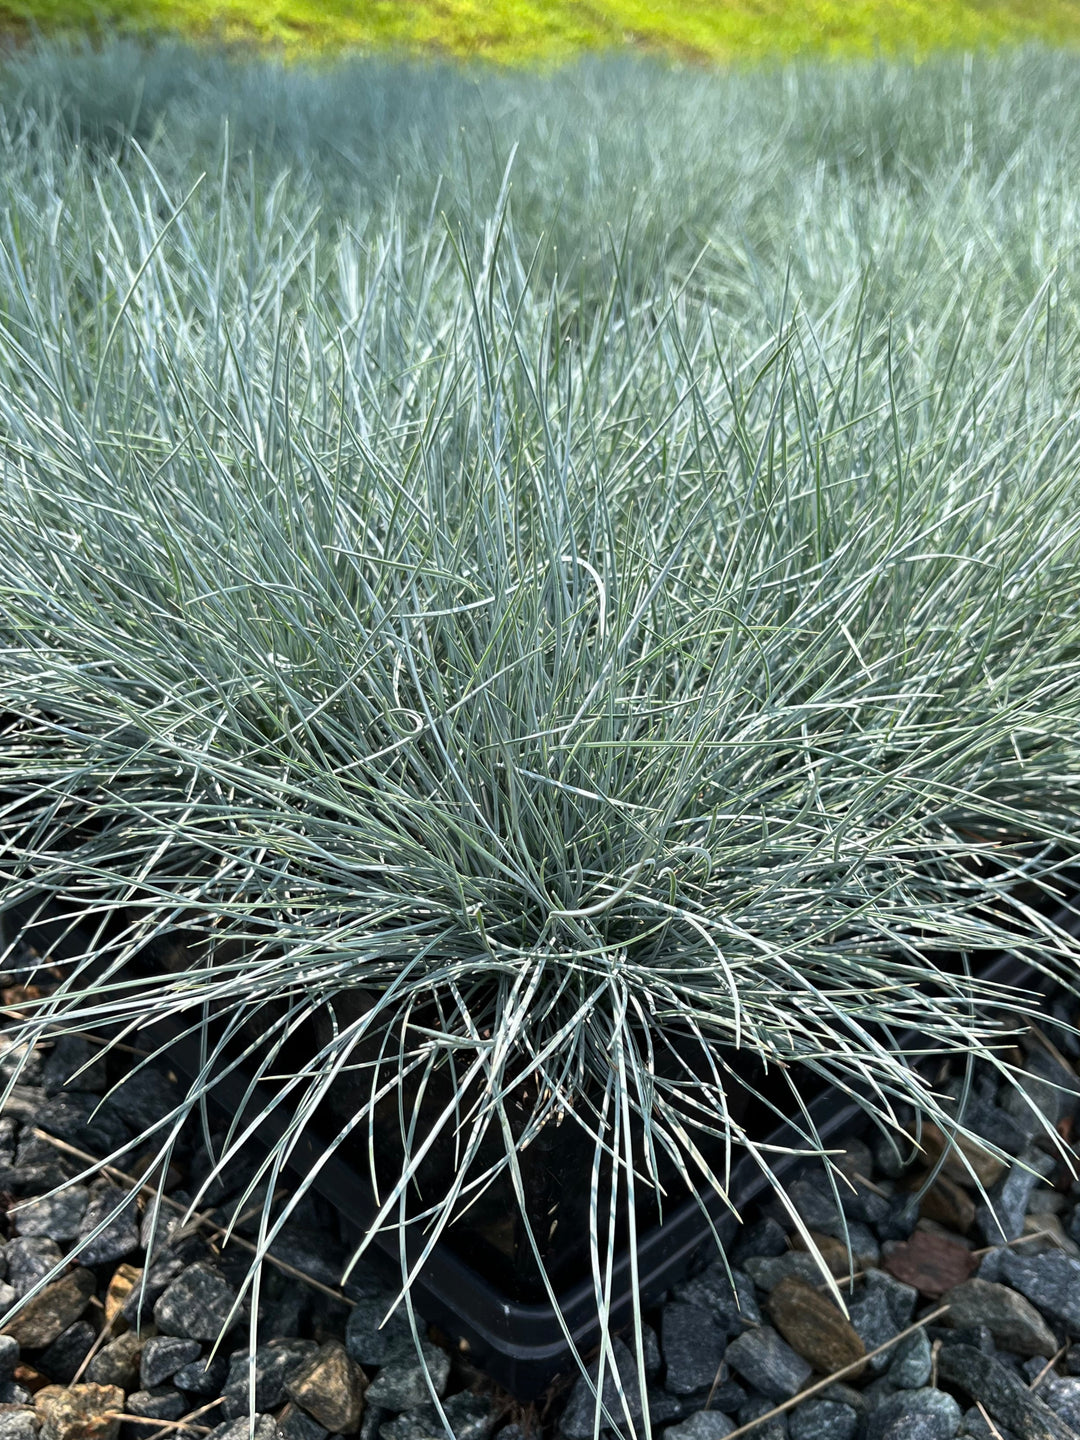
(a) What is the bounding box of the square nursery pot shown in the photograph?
[3,891,1080,1400]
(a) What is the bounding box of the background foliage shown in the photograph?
[2,0,1080,66]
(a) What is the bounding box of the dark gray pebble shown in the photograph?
[343,1295,414,1367]
[38,1320,96,1384]
[438,1390,502,1440]
[724,1326,810,1401]
[4,1236,62,1297]
[204,1418,277,1440]
[277,1407,329,1440]
[363,1340,451,1412]
[126,1388,187,1421]
[154,1262,239,1342]
[671,1264,761,1334]
[221,1339,318,1417]
[557,1338,645,1440]
[42,1036,108,1097]
[996,1250,1080,1332]
[662,1412,734,1440]
[936,1343,1077,1440]
[173,1351,231,1396]
[661,1303,726,1395]
[36,1092,132,1159]
[730,1217,788,1267]
[873,1387,962,1439]
[1039,1377,1080,1429]
[378,1412,442,1440]
[0,1335,18,1383]
[140,1336,203,1389]
[789,1399,859,1440]
[76,1184,141,1265]
[12,1187,88,1241]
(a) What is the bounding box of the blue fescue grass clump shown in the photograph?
[1,38,1080,1431]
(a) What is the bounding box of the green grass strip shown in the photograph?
[4,0,1080,66]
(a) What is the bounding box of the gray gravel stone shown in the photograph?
[378,1413,442,1440]
[662,1411,734,1440]
[5,1236,62,1297]
[724,1326,811,1401]
[222,1339,318,1417]
[104,1068,184,1135]
[996,1250,1080,1332]
[975,1163,1043,1245]
[122,1254,186,1328]
[343,1295,413,1367]
[36,1092,132,1158]
[847,1282,900,1374]
[874,1386,962,1439]
[640,1323,662,1381]
[789,1399,858,1440]
[735,1396,787,1439]
[936,1343,1077,1440]
[741,1253,828,1294]
[276,1407,328,1440]
[888,1327,933,1389]
[204,1418,277,1440]
[0,1335,18,1383]
[866,1267,919,1327]
[438,1390,502,1440]
[647,1390,685,1427]
[661,1303,726,1395]
[0,1413,40,1440]
[671,1264,761,1333]
[362,1339,451,1412]
[943,1279,1058,1357]
[42,1037,108,1097]
[86,1331,142,1389]
[1039,1377,1080,1429]
[126,1389,187,1423]
[730,1218,788,1266]
[140,1337,202,1389]
[557,1338,645,1440]
[961,1406,1020,1440]
[76,1185,140,1265]
[154,1262,239,1342]
[782,1180,841,1232]
[38,1320,96,1384]
[12,1187,89,1241]
[173,1352,230,1396]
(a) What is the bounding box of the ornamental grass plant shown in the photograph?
[1,37,1080,1436]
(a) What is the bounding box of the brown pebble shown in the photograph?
[285,1339,366,1434]
[2,1270,97,1349]
[917,1172,977,1234]
[35,1384,123,1440]
[918,1122,1006,1188]
[765,1275,867,1377]
[789,1226,852,1272]
[884,1228,978,1298]
[103,1266,142,1332]
[14,1363,51,1395]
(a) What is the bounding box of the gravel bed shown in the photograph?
[5,952,1080,1440]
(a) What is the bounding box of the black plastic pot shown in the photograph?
[3,897,1080,1400]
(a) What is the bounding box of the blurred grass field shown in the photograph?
[4,0,1080,65]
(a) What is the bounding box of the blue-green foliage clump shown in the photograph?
[1,37,1080,1429]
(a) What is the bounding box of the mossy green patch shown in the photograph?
[2,0,1080,65]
